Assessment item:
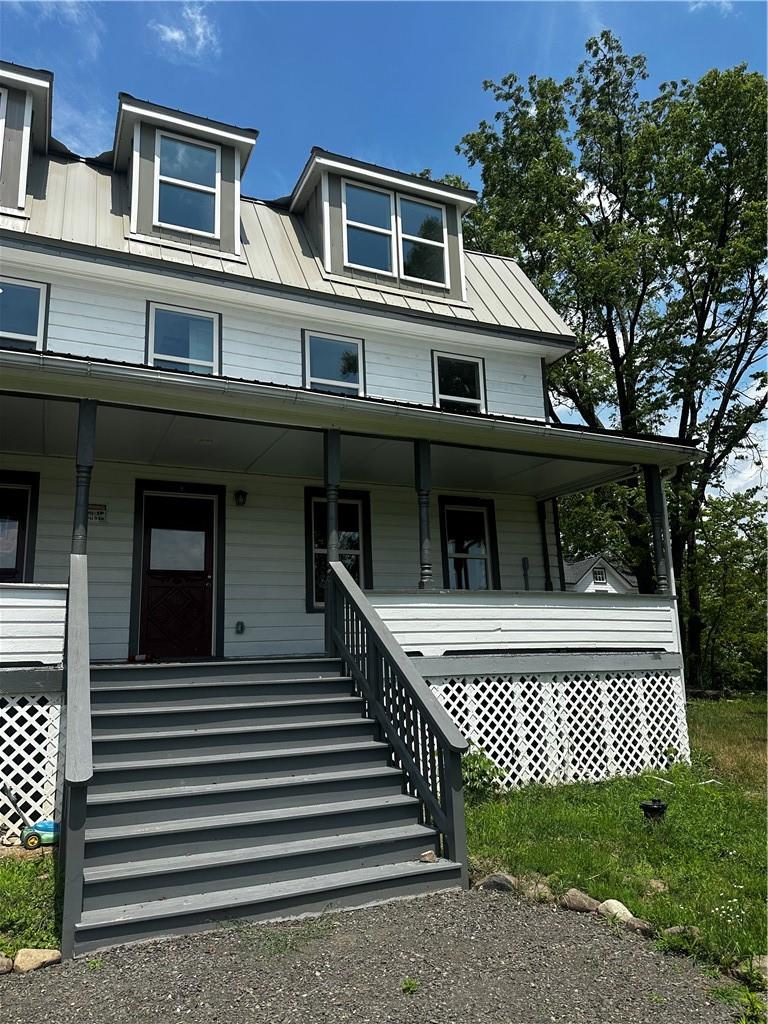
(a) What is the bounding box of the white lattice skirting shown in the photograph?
[430,669,690,788]
[0,693,63,841]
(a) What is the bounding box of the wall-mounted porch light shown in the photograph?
[234,490,248,507]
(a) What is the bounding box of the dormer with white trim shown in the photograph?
[0,61,52,217]
[113,94,258,257]
[289,149,477,303]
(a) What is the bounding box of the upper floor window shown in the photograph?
[304,331,364,395]
[592,566,607,585]
[148,302,220,375]
[341,179,450,287]
[342,182,395,275]
[154,131,220,237]
[398,196,448,286]
[433,351,485,414]
[0,277,47,350]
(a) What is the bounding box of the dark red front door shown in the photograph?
[139,494,215,659]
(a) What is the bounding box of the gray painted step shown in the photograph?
[87,765,405,827]
[82,824,438,910]
[90,658,344,686]
[91,696,365,733]
[88,740,391,792]
[92,718,376,762]
[86,766,406,826]
[90,676,354,707]
[73,860,462,955]
[83,795,421,865]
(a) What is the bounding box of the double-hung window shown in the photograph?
[592,566,607,586]
[0,277,47,350]
[433,351,485,414]
[154,131,220,237]
[304,332,364,395]
[439,498,500,592]
[306,489,372,611]
[397,196,448,286]
[342,181,396,275]
[148,303,220,375]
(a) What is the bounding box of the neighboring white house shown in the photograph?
[0,60,694,954]
[565,555,639,594]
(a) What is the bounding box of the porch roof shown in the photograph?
[1,370,700,500]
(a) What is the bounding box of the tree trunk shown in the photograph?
[685,530,704,693]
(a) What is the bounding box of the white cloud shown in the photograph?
[688,1,735,14]
[8,1,104,60]
[149,2,221,61]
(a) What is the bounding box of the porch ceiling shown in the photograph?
[1,395,645,498]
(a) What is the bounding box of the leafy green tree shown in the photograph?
[455,31,767,688]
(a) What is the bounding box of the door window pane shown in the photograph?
[448,556,488,591]
[0,280,42,340]
[443,505,492,591]
[158,182,216,234]
[159,136,217,188]
[149,528,206,571]
[308,335,361,391]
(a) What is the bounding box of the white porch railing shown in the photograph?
[368,590,680,658]
[0,583,68,665]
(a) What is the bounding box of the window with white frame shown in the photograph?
[440,499,499,591]
[342,181,395,274]
[592,566,607,585]
[148,303,219,375]
[304,332,364,395]
[433,351,485,414]
[398,195,448,285]
[0,277,47,349]
[154,131,220,237]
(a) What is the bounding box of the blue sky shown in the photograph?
[1,1,765,200]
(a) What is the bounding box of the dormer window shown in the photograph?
[398,197,448,286]
[154,131,220,237]
[592,567,607,585]
[342,182,395,275]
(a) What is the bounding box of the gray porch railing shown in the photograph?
[60,552,93,958]
[326,562,469,884]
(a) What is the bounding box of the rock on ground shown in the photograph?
[0,891,733,1023]
[597,898,634,923]
[0,954,12,974]
[559,888,600,913]
[12,948,61,973]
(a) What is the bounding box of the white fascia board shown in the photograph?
[0,347,700,472]
[290,155,477,213]
[0,68,51,91]
[119,103,257,148]
[0,246,573,361]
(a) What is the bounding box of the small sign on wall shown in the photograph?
[88,504,107,523]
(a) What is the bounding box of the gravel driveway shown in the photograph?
[1,889,733,1023]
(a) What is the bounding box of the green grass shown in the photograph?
[687,695,766,794]
[0,854,58,957]
[466,699,767,972]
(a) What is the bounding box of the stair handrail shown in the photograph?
[60,551,92,959]
[326,561,468,881]
[64,552,93,784]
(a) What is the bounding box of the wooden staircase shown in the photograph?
[69,657,462,955]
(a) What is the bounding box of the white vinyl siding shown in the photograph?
[36,277,546,419]
[0,584,67,664]
[0,452,552,661]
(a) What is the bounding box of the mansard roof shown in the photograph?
[8,154,575,351]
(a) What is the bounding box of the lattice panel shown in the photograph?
[430,669,689,789]
[0,693,63,842]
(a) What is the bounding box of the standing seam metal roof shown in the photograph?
[4,156,575,342]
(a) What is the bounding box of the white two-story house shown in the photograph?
[0,61,695,955]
